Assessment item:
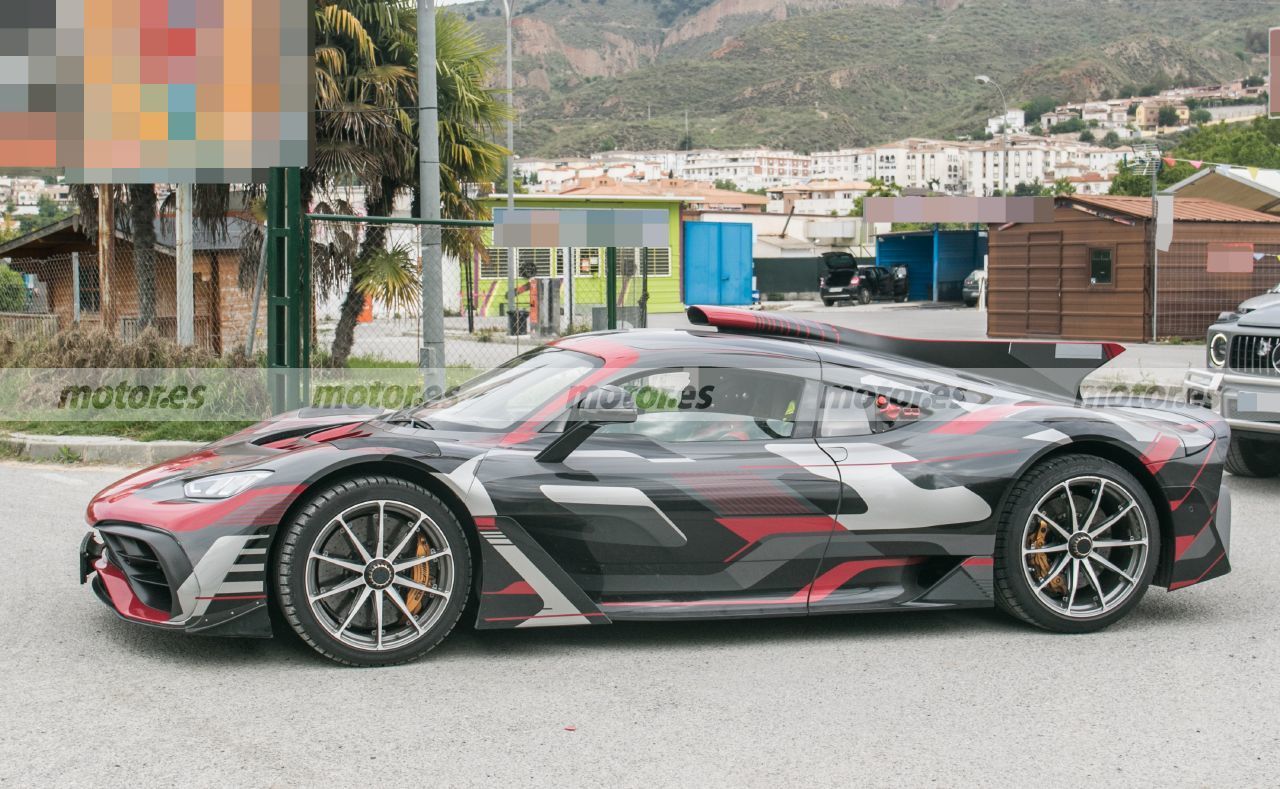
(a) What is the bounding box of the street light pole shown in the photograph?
[419,0,445,396]
[976,75,1010,195]
[502,0,518,334]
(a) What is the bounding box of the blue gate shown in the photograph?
[683,221,753,306]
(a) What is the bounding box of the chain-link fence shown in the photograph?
[306,217,655,378]
[0,244,263,354]
[1156,241,1280,339]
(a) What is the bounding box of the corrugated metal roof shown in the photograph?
[1064,195,1280,223]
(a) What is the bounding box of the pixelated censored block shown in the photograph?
[0,0,311,183]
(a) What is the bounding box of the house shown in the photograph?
[766,180,872,215]
[1040,110,1080,130]
[1064,172,1114,195]
[987,195,1280,342]
[0,215,264,354]
[1134,100,1190,131]
[477,192,687,323]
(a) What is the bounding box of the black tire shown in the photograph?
[895,295,909,303]
[857,288,872,305]
[822,298,834,307]
[1225,435,1280,478]
[274,475,472,667]
[993,454,1160,634]
[964,298,977,307]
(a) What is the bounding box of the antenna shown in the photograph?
[1128,142,1161,176]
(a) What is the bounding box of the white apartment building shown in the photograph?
[680,148,812,190]
[986,109,1027,135]
[765,180,872,215]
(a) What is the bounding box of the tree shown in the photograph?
[1013,180,1051,197]
[850,178,902,217]
[1157,106,1181,128]
[128,185,158,329]
[1078,129,1095,143]
[0,264,26,312]
[1052,178,1076,196]
[1101,131,1121,147]
[713,179,740,192]
[1190,109,1212,125]
[309,2,508,366]
[1021,95,1058,124]
[1109,118,1280,197]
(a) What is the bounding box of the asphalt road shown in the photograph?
[2,462,1278,787]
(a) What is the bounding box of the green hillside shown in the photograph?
[453,0,1275,155]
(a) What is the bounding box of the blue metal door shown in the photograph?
[683,222,753,305]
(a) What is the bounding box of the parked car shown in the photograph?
[962,269,987,307]
[819,253,909,306]
[81,306,1230,666]
[1185,303,1280,477]
[1237,282,1280,315]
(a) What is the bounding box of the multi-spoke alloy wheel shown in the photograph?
[995,455,1160,633]
[275,476,471,666]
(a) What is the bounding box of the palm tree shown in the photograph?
[309,1,509,366]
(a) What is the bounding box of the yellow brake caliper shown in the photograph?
[404,535,432,617]
[1029,518,1067,596]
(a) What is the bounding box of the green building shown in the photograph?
[470,194,686,321]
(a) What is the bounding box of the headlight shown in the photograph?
[183,470,273,499]
[1209,333,1229,368]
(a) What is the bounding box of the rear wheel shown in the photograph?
[858,287,872,305]
[994,455,1159,633]
[1225,435,1280,478]
[274,475,471,666]
[822,298,834,307]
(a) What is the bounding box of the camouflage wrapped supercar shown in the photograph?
[79,306,1231,666]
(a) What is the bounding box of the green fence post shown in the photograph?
[606,246,618,330]
[266,166,305,414]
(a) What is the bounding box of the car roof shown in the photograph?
[554,328,1014,399]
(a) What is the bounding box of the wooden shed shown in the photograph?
[988,195,1280,342]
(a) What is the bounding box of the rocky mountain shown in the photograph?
[454,0,1276,155]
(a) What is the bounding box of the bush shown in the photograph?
[0,265,26,313]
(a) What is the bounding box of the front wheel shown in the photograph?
[274,475,472,666]
[994,455,1159,633]
[1225,435,1280,478]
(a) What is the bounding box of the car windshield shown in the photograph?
[404,347,600,432]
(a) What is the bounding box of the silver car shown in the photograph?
[1238,283,1280,315]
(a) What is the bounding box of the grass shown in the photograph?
[0,420,254,443]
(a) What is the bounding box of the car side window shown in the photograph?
[598,366,809,443]
[818,365,947,438]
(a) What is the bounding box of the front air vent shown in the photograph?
[1228,335,1280,378]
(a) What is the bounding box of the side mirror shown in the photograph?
[535,385,637,463]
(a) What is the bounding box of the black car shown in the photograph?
[962,269,987,308]
[819,253,909,306]
[80,306,1230,666]
[1185,303,1280,477]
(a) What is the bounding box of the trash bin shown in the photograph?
[507,309,529,335]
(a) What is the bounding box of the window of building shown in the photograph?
[1089,248,1113,285]
[617,248,672,278]
[78,262,101,313]
[482,248,563,279]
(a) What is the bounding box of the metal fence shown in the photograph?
[0,249,258,354]
[1156,241,1280,339]
[305,217,652,376]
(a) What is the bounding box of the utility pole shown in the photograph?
[502,0,518,335]
[419,0,445,396]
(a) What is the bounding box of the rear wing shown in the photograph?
[686,305,1124,401]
